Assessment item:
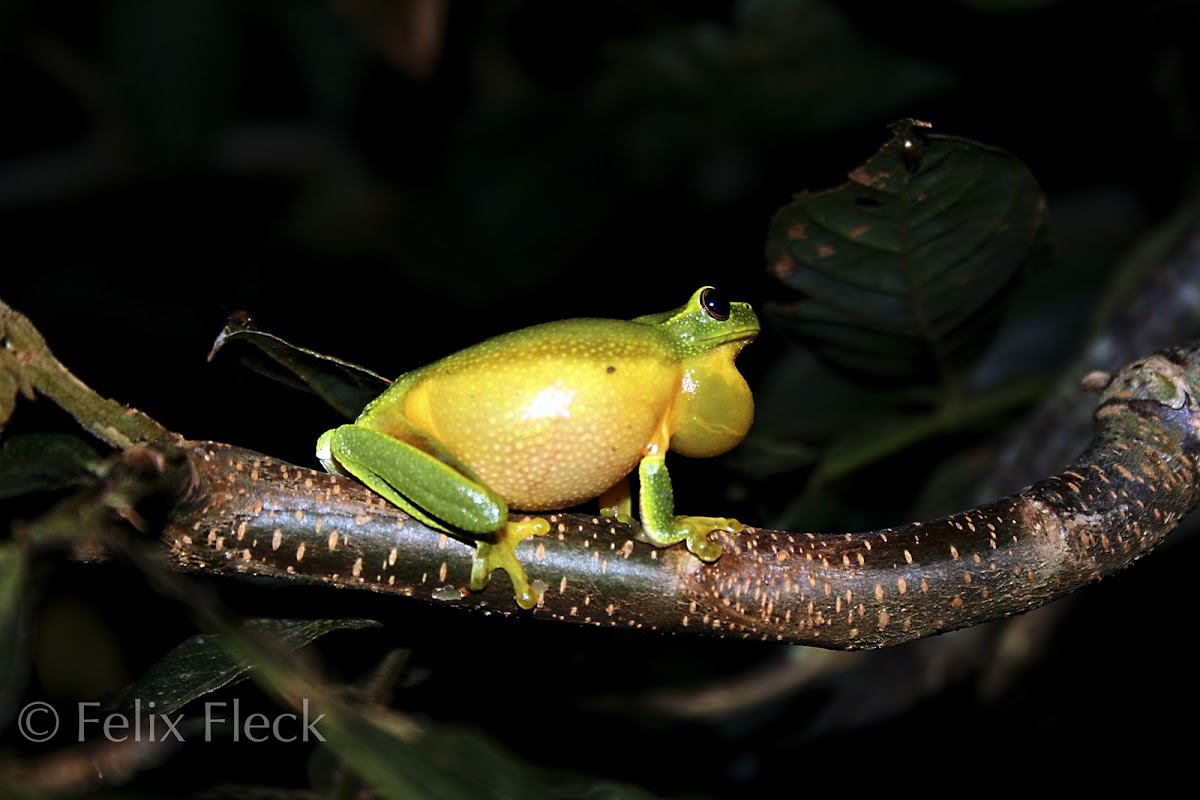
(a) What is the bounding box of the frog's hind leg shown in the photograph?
[319,424,549,609]
[598,477,633,520]
[472,516,551,610]
[319,424,504,532]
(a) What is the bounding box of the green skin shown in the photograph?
[317,287,759,609]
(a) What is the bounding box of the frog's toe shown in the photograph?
[513,581,543,610]
[468,518,549,609]
[720,517,745,535]
[684,532,723,563]
[601,506,637,528]
[468,543,496,592]
[674,515,746,562]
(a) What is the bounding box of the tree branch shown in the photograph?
[4,296,1199,650]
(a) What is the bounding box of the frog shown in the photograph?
[316,286,758,610]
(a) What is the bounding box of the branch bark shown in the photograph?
[4,295,1199,650]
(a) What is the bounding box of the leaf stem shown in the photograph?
[0,299,180,449]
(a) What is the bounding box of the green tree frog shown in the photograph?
[316,286,758,609]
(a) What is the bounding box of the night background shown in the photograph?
[3,0,1200,796]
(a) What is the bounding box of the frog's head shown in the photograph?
[633,286,759,359]
[636,287,759,457]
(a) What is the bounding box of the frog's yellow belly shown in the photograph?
[402,357,676,510]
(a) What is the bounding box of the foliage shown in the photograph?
[3,0,1200,797]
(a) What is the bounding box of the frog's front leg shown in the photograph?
[602,430,742,563]
[636,450,740,562]
[317,425,548,609]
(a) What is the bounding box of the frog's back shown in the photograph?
[412,317,669,377]
[363,318,682,510]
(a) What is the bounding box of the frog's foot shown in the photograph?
[675,516,741,562]
[469,516,551,610]
[598,479,632,520]
[630,516,742,562]
[600,505,636,527]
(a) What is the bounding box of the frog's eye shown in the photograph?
[700,287,730,321]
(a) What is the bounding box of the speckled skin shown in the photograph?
[359,317,752,510]
[315,287,758,608]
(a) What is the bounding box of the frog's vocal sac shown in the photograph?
[316,286,759,609]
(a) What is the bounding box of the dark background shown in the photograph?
[3,0,1200,795]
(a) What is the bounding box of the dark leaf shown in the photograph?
[765,119,1053,382]
[808,378,1045,486]
[271,0,366,119]
[110,618,380,718]
[320,712,547,800]
[392,726,659,800]
[0,367,16,432]
[0,544,29,726]
[102,0,243,168]
[201,617,546,800]
[0,433,101,499]
[209,310,390,420]
[597,1,952,153]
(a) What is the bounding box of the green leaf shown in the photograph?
[174,613,654,799]
[731,348,885,477]
[377,726,659,800]
[112,550,659,799]
[765,119,1053,382]
[0,367,17,432]
[809,378,1046,486]
[321,713,548,800]
[0,434,101,499]
[0,319,30,432]
[202,618,539,800]
[270,685,657,800]
[595,1,953,169]
[110,618,381,718]
[0,544,29,718]
[102,0,243,168]
[209,310,390,420]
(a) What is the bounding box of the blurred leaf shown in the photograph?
[397,726,659,800]
[308,720,662,800]
[111,618,381,718]
[809,378,1045,486]
[401,0,954,306]
[0,433,101,499]
[595,0,954,174]
[1089,195,1200,334]
[0,543,29,726]
[0,314,33,432]
[331,0,447,81]
[326,713,545,800]
[204,616,540,800]
[209,310,390,420]
[103,0,243,168]
[126,570,657,799]
[118,550,656,799]
[0,367,16,432]
[765,119,1053,382]
[273,0,368,120]
[34,597,128,699]
[262,678,655,800]
[399,103,621,305]
[732,348,882,477]
[954,0,1060,10]
[0,0,25,38]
